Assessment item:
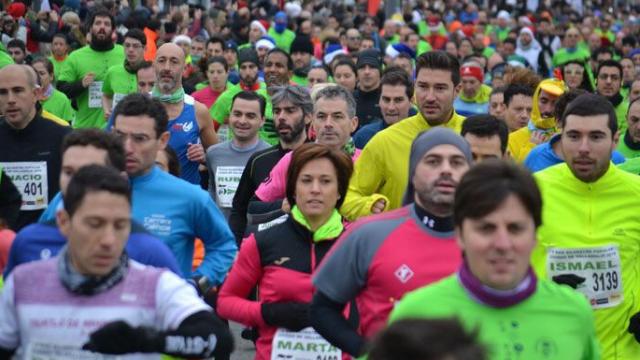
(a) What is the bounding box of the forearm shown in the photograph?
[162,311,233,358]
[310,291,365,357]
[57,80,86,99]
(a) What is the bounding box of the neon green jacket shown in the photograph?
[341,111,465,221]
[533,163,640,359]
[42,88,75,123]
[390,275,600,360]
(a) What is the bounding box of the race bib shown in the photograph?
[215,166,243,208]
[1,162,48,210]
[112,93,126,109]
[271,327,342,360]
[547,245,623,309]
[89,81,104,108]
[25,342,117,359]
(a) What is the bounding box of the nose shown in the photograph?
[578,137,590,153]
[424,88,437,102]
[492,226,512,250]
[310,179,321,193]
[99,225,118,249]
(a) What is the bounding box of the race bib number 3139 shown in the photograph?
[1,161,48,211]
[547,245,623,309]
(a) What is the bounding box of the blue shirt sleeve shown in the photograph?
[612,150,626,164]
[191,192,238,286]
[39,192,63,223]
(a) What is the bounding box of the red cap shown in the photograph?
[460,65,484,83]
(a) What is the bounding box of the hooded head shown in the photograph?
[274,11,288,34]
[403,128,473,206]
[531,78,566,130]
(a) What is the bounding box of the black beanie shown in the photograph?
[238,48,260,67]
[356,48,382,70]
[290,35,314,55]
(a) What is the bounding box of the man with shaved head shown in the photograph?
[0,64,71,230]
[152,43,218,185]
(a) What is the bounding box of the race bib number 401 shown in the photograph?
[1,161,48,210]
[547,245,623,309]
[271,327,342,360]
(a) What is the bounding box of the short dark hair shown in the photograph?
[490,85,506,97]
[85,6,115,34]
[112,93,169,138]
[64,165,131,217]
[7,39,25,52]
[31,56,54,76]
[61,129,126,172]
[136,60,153,73]
[454,159,542,229]
[555,88,588,126]
[332,59,357,77]
[159,146,181,177]
[591,47,614,61]
[204,55,229,72]
[415,51,460,86]
[286,143,353,209]
[503,84,534,107]
[206,35,225,49]
[266,48,294,71]
[231,91,267,118]
[561,93,618,138]
[124,28,146,46]
[368,318,487,360]
[596,59,622,79]
[503,38,517,47]
[380,67,413,99]
[461,115,509,155]
[52,32,69,44]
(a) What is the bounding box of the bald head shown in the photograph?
[0,64,41,129]
[154,43,185,93]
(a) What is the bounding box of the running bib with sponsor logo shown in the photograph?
[1,161,48,210]
[89,81,104,108]
[547,245,623,309]
[271,327,342,360]
[112,93,126,109]
[215,166,243,208]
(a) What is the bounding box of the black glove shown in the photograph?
[82,320,162,354]
[629,312,640,343]
[261,302,311,331]
[551,274,586,289]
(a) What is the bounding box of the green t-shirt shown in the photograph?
[209,83,277,145]
[552,47,590,68]
[615,98,630,135]
[619,157,640,175]
[102,64,137,109]
[291,74,308,87]
[57,44,125,129]
[390,275,600,360]
[616,133,640,159]
[416,40,431,56]
[0,50,13,69]
[48,55,68,80]
[267,28,296,53]
[42,88,75,123]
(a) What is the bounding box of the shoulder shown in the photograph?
[535,279,592,313]
[39,114,72,131]
[13,257,58,278]
[392,276,459,317]
[343,206,413,239]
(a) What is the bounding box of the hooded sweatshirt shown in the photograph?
[515,28,542,73]
[508,79,566,162]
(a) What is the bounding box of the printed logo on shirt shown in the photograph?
[394,264,414,284]
[40,248,52,260]
[613,228,626,236]
[182,121,194,132]
[274,257,290,265]
[143,214,172,237]
[535,338,558,358]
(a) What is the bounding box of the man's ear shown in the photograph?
[350,116,359,133]
[159,131,170,149]
[57,209,71,238]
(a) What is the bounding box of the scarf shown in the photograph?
[343,137,356,156]
[458,260,537,308]
[624,130,640,150]
[293,63,311,78]
[527,120,556,136]
[42,84,54,100]
[291,205,343,242]
[57,245,129,296]
[608,92,624,108]
[151,86,185,103]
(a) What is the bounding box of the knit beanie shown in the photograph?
[402,128,473,205]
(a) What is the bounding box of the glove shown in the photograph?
[82,320,162,354]
[629,312,640,343]
[261,302,311,331]
[551,274,586,289]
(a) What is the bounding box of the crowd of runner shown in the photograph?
[1,0,640,359]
